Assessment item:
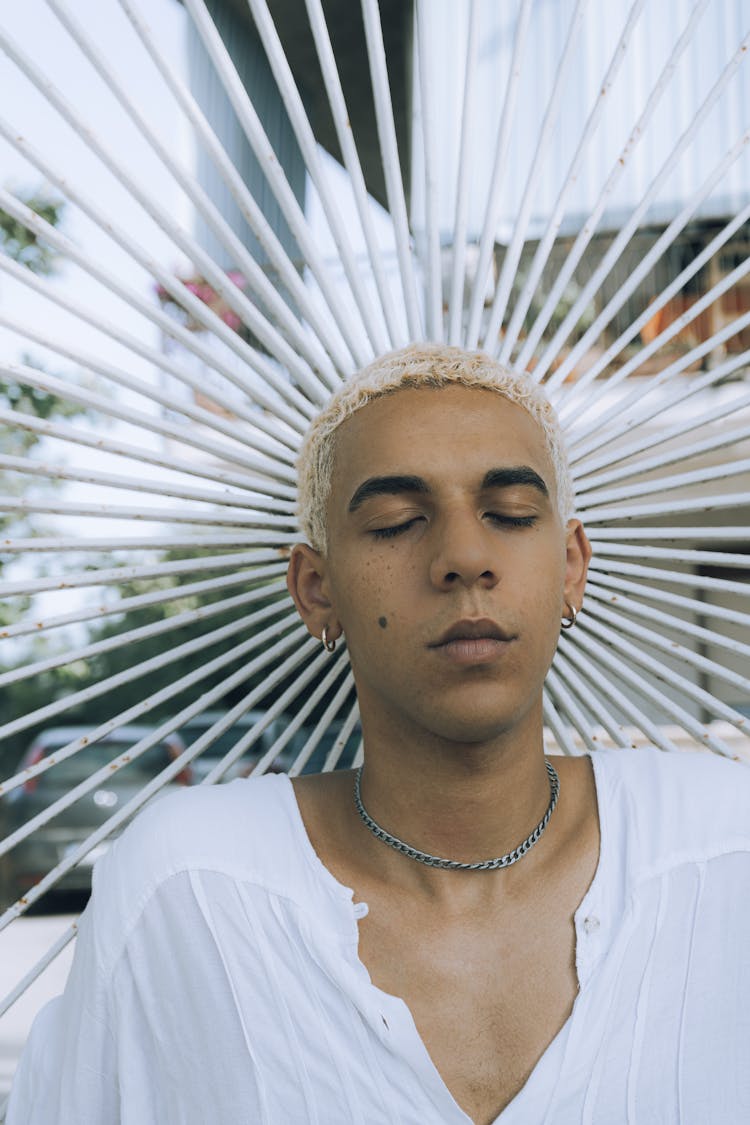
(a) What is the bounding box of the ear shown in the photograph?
[563,519,592,614]
[286,543,342,643]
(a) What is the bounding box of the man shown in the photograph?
[8,344,750,1123]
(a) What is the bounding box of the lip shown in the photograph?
[428,618,516,665]
[430,618,514,647]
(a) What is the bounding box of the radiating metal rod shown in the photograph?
[361,0,423,339]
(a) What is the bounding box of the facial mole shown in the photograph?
[378,616,388,629]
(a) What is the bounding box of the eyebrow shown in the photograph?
[481,466,549,497]
[348,474,430,512]
[347,466,548,512]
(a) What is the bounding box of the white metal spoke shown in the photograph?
[116,0,354,379]
[572,628,737,758]
[464,0,533,348]
[542,694,582,757]
[585,583,750,672]
[245,0,391,356]
[549,654,632,751]
[0,495,296,529]
[447,0,479,347]
[564,308,750,446]
[2,359,297,482]
[183,0,372,366]
[321,699,361,772]
[0,187,310,436]
[0,610,298,799]
[0,455,295,514]
[568,348,750,464]
[0,127,316,428]
[588,527,750,543]
[553,640,684,755]
[0,550,282,600]
[0,606,300,743]
[586,560,750,601]
[545,665,601,754]
[570,388,750,480]
[203,644,346,782]
[580,490,750,524]
[0,257,300,460]
[0,534,296,553]
[414,0,442,342]
[0,402,296,501]
[545,124,750,394]
[482,0,589,354]
[573,416,750,495]
[500,0,646,363]
[579,615,748,734]
[529,6,742,382]
[303,0,402,347]
[585,570,750,625]
[587,543,750,569]
[515,0,710,373]
[559,204,750,423]
[286,669,356,777]
[361,0,422,340]
[0,580,289,690]
[45,0,338,401]
[0,562,286,642]
[248,665,354,779]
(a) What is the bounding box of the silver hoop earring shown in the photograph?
[561,603,578,630]
[321,625,337,653]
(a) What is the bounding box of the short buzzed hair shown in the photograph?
[296,343,574,553]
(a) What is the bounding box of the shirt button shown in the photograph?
[583,915,600,935]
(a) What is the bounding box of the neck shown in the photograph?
[353,702,555,894]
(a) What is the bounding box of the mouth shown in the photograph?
[428,618,516,664]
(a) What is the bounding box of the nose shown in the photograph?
[428,510,500,591]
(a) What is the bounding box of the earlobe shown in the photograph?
[286,543,340,640]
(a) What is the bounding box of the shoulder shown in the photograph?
[90,775,304,944]
[104,773,294,874]
[593,747,750,876]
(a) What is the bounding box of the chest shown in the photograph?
[357,887,580,1124]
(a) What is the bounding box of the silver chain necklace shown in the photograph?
[353,759,560,871]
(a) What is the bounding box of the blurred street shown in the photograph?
[0,911,77,1099]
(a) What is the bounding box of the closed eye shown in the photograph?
[371,517,423,540]
[486,513,538,528]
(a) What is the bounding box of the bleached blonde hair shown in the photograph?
[297,343,573,553]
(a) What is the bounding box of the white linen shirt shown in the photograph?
[7,748,750,1124]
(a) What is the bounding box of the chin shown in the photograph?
[424,710,525,746]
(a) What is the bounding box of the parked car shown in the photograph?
[0,724,189,905]
[174,710,289,782]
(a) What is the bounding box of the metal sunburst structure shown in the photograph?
[0,0,749,1101]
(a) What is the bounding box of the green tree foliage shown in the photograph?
[0,192,63,274]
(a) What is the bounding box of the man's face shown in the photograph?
[301,385,588,745]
